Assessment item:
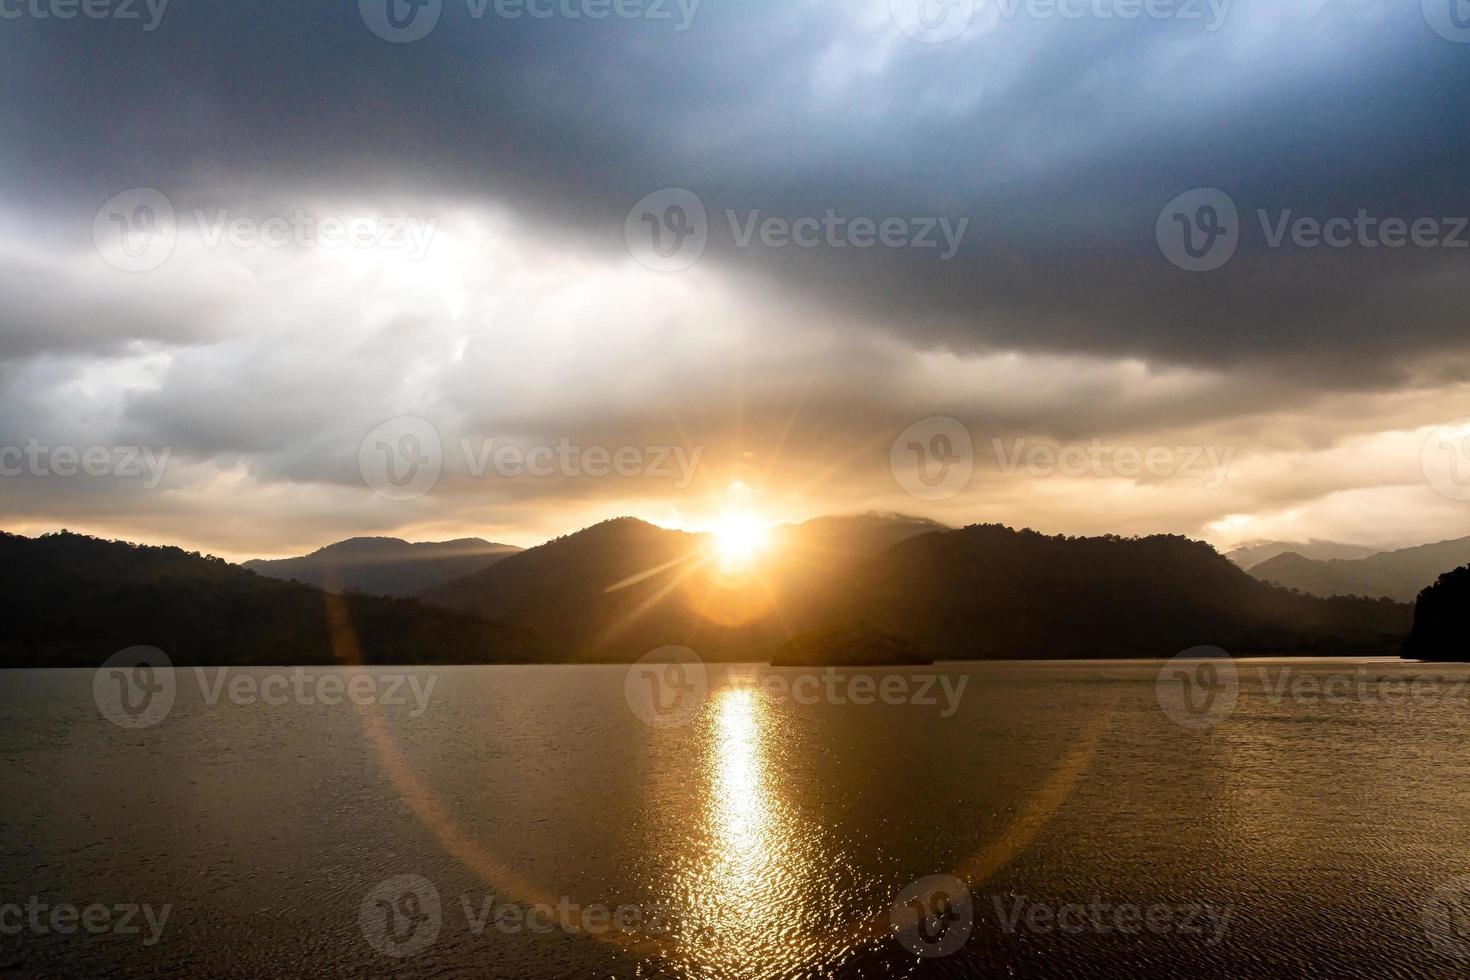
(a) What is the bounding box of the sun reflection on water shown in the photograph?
[668,681,829,977]
[710,686,771,869]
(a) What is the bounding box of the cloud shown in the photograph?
[1,0,1468,555]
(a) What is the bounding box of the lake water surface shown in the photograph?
[3,658,1470,978]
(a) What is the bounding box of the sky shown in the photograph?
[1,0,1469,561]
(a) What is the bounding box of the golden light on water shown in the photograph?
[710,687,770,860]
[671,682,830,976]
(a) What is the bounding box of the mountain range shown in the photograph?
[419,517,1413,662]
[0,515,1426,667]
[418,514,948,661]
[0,531,529,667]
[1246,536,1470,602]
[244,536,521,597]
[1224,539,1380,570]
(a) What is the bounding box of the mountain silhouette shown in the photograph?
[1404,565,1469,661]
[0,518,1414,667]
[1225,539,1378,571]
[774,513,949,557]
[1247,535,1470,602]
[793,524,1409,659]
[245,537,521,597]
[0,531,531,667]
[419,518,779,660]
[421,518,1410,662]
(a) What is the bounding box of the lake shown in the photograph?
[2,658,1469,978]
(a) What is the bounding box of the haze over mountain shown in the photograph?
[1225,540,1380,571]
[244,537,521,598]
[1247,536,1470,602]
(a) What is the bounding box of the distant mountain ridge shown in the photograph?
[0,531,530,667]
[244,537,521,598]
[1247,536,1470,602]
[1225,539,1379,570]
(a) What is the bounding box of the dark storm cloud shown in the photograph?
[2,0,1467,379]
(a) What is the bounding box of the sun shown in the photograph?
[712,512,770,571]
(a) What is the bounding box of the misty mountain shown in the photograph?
[0,531,530,667]
[1224,539,1379,571]
[422,518,1410,662]
[1247,536,1470,602]
[1404,565,1469,662]
[244,537,521,598]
